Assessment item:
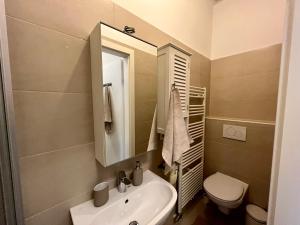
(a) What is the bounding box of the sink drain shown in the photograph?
[129,221,139,225]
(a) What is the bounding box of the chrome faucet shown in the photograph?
[117,171,131,193]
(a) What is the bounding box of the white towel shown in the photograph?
[147,106,158,151]
[162,88,191,172]
[103,86,112,133]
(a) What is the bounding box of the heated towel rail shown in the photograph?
[177,86,206,214]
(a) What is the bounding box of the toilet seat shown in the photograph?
[204,172,244,202]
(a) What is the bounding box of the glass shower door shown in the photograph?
[0,175,6,224]
[0,61,24,225]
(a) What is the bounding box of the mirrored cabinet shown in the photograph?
[90,23,157,167]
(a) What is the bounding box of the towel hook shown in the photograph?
[103,83,112,87]
[171,82,176,90]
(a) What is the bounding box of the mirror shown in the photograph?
[90,23,157,167]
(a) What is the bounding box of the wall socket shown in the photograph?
[223,124,247,141]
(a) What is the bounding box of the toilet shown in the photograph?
[245,204,267,225]
[203,172,249,214]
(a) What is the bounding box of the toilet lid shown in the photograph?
[204,172,244,202]
[246,204,267,223]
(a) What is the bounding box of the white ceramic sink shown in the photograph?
[70,170,177,225]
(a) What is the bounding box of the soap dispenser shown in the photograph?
[133,161,143,186]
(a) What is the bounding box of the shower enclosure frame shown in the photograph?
[0,0,25,224]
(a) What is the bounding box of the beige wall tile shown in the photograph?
[135,73,157,100]
[135,71,156,151]
[23,148,163,225]
[247,179,271,210]
[134,49,157,75]
[204,118,274,208]
[19,143,97,217]
[211,71,279,102]
[5,0,114,39]
[96,147,162,181]
[25,191,91,225]
[191,52,211,78]
[210,97,278,121]
[13,91,94,157]
[7,17,91,93]
[135,101,156,128]
[190,71,201,86]
[135,120,152,138]
[211,45,281,78]
[135,120,152,144]
[210,44,281,120]
[210,71,279,120]
[135,97,156,117]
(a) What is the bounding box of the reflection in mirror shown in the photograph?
[90,23,157,167]
[102,48,132,165]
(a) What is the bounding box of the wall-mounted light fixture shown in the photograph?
[123,26,135,34]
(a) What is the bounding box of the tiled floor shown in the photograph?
[165,193,246,225]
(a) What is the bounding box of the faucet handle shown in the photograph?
[118,171,131,185]
[118,170,126,179]
[122,177,131,185]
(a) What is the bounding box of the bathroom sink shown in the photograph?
[70,170,177,225]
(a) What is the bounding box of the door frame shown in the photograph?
[267,0,300,224]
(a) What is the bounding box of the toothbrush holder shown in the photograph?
[93,182,109,207]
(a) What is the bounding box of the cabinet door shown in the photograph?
[170,49,190,117]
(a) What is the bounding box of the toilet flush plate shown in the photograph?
[223,124,247,141]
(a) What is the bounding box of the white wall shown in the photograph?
[113,0,286,59]
[267,1,291,223]
[211,0,286,59]
[112,0,214,58]
[270,1,300,224]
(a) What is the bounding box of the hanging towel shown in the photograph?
[147,106,158,151]
[103,86,112,133]
[162,87,191,173]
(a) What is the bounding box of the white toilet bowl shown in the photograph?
[203,172,248,214]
